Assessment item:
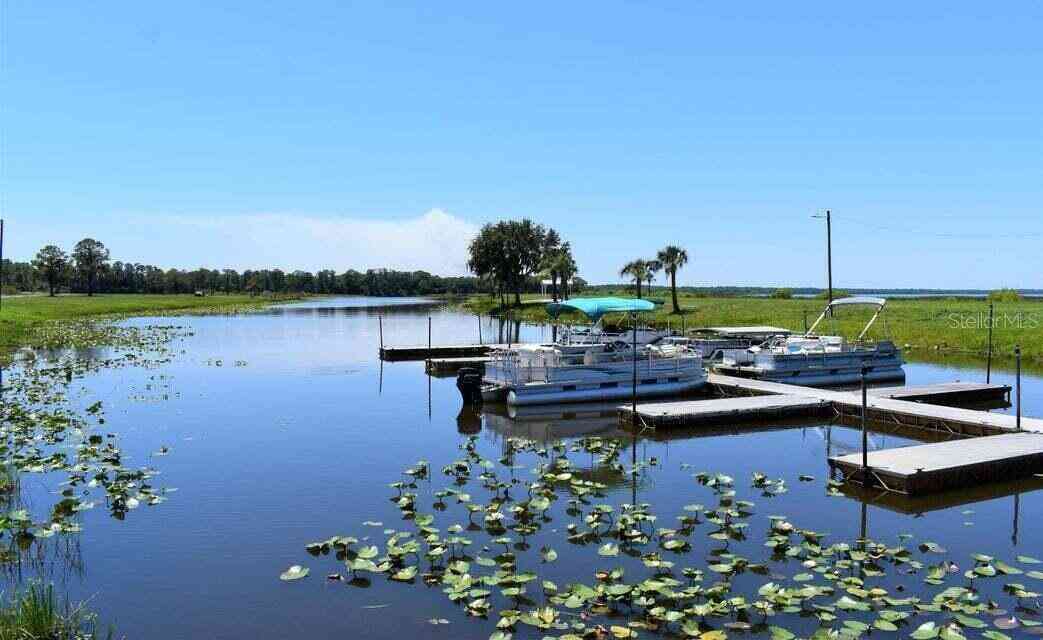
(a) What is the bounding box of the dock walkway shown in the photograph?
[829,432,1043,494]
[626,373,1042,495]
[619,395,832,428]
[380,344,506,361]
[706,373,1039,436]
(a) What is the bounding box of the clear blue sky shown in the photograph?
[2,1,1041,288]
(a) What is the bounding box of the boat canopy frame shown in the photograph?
[805,296,889,341]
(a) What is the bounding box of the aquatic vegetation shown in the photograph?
[293,435,1043,639]
[0,323,181,562]
[0,582,111,640]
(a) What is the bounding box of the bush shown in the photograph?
[770,288,793,299]
[816,289,850,299]
[987,288,1022,302]
[0,582,109,639]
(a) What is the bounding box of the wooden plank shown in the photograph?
[619,394,832,428]
[829,432,1043,495]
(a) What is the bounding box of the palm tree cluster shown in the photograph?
[620,245,689,313]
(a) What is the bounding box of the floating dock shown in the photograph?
[868,382,1010,405]
[705,373,1037,437]
[619,395,832,428]
[619,373,1042,495]
[380,344,503,361]
[425,356,491,376]
[828,432,1043,494]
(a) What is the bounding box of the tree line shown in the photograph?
[3,236,583,298]
[467,219,579,306]
[2,238,493,297]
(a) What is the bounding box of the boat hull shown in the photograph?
[712,364,905,387]
[507,377,706,406]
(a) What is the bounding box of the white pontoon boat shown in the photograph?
[711,297,905,386]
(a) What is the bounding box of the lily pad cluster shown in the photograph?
[1,323,183,562]
[291,435,1043,640]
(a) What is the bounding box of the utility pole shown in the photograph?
[0,219,5,311]
[812,210,833,314]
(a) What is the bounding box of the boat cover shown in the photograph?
[546,297,656,321]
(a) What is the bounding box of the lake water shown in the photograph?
[3,296,1042,639]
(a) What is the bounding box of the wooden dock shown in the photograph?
[829,432,1043,494]
[621,373,1042,495]
[380,344,503,361]
[619,395,832,428]
[869,382,1010,405]
[707,373,1040,437]
[425,356,491,376]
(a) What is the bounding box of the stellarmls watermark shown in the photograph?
[946,311,1040,329]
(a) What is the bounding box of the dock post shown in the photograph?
[478,315,483,345]
[378,316,384,352]
[861,365,869,481]
[986,302,994,383]
[1016,345,1021,431]
[427,317,432,362]
[631,311,638,424]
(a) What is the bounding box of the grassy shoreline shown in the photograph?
[460,292,1043,366]
[0,293,306,363]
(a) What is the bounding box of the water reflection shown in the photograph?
[3,296,1042,640]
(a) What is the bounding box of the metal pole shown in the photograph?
[803,309,808,333]
[861,365,868,480]
[1015,345,1021,431]
[631,312,638,425]
[507,311,511,349]
[986,302,994,383]
[0,218,4,311]
[427,316,432,360]
[378,315,384,351]
[826,210,833,312]
[478,314,482,345]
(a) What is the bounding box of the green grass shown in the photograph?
[462,290,1043,367]
[0,293,304,362]
[0,583,109,640]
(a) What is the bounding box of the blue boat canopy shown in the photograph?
[546,297,656,321]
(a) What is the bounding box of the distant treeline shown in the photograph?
[1,257,494,296]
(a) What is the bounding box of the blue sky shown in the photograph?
[2,1,1041,288]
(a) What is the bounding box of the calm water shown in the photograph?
[4,296,1043,639]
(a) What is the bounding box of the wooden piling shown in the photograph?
[986,302,994,383]
[1016,345,1022,431]
[861,366,868,477]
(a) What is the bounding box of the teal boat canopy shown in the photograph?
[546,297,656,321]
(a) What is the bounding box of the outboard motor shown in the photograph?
[456,367,484,405]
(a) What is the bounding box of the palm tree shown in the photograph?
[619,259,651,299]
[656,245,689,313]
[645,259,662,298]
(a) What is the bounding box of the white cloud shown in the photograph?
[215,208,479,273]
[138,209,479,275]
[8,208,479,275]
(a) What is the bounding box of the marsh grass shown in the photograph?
[0,293,305,362]
[0,583,109,640]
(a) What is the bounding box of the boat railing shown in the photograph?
[485,349,702,386]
